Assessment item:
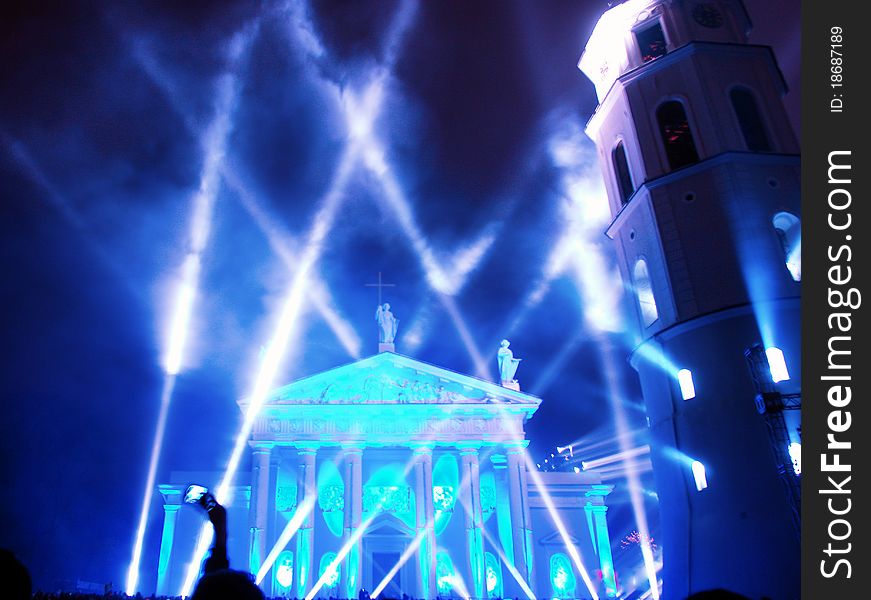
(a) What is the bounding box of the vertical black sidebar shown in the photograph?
[802,2,869,598]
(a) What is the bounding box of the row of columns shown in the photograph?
[250,441,534,600]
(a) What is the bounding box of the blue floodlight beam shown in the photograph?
[371,529,427,599]
[124,374,177,595]
[522,451,601,600]
[163,254,200,375]
[596,337,660,599]
[222,168,362,358]
[356,130,492,379]
[255,489,319,583]
[289,0,498,364]
[128,39,363,361]
[126,35,250,592]
[479,523,537,600]
[179,137,365,596]
[182,7,422,586]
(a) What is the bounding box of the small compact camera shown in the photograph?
[183,484,217,512]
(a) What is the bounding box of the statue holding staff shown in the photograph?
[375,303,399,344]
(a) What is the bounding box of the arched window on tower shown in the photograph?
[731,88,772,152]
[772,212,801,281]
[656,101,699,170]
[634,258,659,327]
[612,141,634,205]
[635,21,668,62]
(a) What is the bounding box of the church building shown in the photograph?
[154,348,619,599]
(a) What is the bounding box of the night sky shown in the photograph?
[0,0,799,592]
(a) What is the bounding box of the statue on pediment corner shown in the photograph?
[497,339,521,388]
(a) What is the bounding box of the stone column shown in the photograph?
[586,502,618,598]
[413,445,437,599]
[458,444,485,600]
[506,442,533,587]
[156,500,181,596]
[250,442,274,589]
[295,446,317,599]
[489,454,515,565]
[342,445,364,599]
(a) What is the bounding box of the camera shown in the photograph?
[184,484,217,512]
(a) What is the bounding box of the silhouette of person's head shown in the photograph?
[0,550,32,600]
[687,590,752,600]
[192,569,265,600]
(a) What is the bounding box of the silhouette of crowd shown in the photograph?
[2,493,755,600]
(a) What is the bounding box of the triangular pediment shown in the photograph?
[251,352,541,408]
[539,530,582,547]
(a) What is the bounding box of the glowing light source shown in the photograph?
[581,446,650,470]
[691,460,708,491]
[765,346,790,382]
[788,442,801,475]
[275,551,294,589]
[164,254,200,375]
[677,368,695,400]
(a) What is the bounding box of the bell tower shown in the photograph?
[579,1,800,598]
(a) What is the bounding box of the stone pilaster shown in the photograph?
[156,497,181,596]
[506,442,533,586]
[295,446,317,599]
[250,442,274,592]
[458,444,485,599]
[342,445,364,599]
[413,445,437,599]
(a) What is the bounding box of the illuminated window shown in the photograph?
[635,22,667,62]
[633,259,659,327]
[436,552,456,595]
[550,553,577,599]
[613,141,635,204]
[275,551,293,589]
[788,442,801,475]
[318,553,340,590]
[691,460,708,491]
[432,485,455,512]
[772,212,801,281]
[677,369,696,400]
[657,101,699,170]
[731,88,771,152]
[485,553,503,599]
[765,346,790,383]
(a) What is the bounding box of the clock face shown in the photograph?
[692,3,724,28]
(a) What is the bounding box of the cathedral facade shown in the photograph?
[155,351,618,599]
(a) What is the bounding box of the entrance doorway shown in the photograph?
[371,551,402,598]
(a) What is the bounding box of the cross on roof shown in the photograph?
[365,272,396,306]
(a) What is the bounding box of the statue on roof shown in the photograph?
[376,303,399,345]
[497,339,521,389]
